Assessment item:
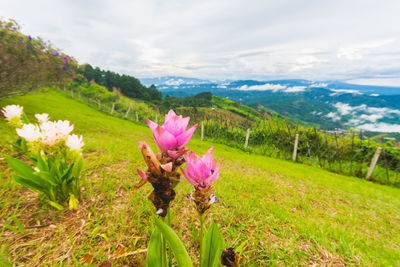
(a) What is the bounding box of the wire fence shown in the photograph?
[62,88,400,188]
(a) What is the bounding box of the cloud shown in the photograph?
[357,123,400,132]
[165,78,184,86]
[284,86,307,92]
[325,112,341,121]
[3,0,400,80]
[329,89,362,96]
[236,83,306,93]
[237,83,286,91]
[325,102,400,131]
[310,83,328,88]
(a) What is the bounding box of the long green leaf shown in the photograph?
[154,218,192,267]
[201,222,224,267]
[6,156,37,178]
[147,227,166,267]
[71,157,83,178]
[35,154,49,172]
[36,171,58,186]
[6,156,54,188]
[12,175,50,197]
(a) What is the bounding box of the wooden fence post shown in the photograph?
[244,128,250,149]
[292,133,299,161]
[366,147,382,180]
[201,121,204,141]
[71,90,74,98]
[64,87,66,94]
[155,113,158,124]
[97,99,101,110]
[110,103,115,115]
[78,92,81,101]
[136,111,139,122]
[125,106,131,118]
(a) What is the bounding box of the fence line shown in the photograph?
[62,88,400,187]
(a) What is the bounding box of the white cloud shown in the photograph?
[165,78,184,86]
[325,112,341,121]
[236,83,306,93]
[357,123,400,132]
[347,78,400,87]
[310,83,328,88]
[284,86,307,92]
[329,89,362,96]
[370,94,380,96]
[328,102,400,131]
[333,103,356,115]
[237,83,286,91]
[3,1,400,80]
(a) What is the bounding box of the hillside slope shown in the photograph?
[1,91,400,265]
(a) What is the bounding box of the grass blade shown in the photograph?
[154,217,192,267]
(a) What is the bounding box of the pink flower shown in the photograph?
[181,147,222,188]
[146,110,197,157]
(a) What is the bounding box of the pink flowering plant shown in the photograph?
[3,105,84,210]
[136,110,236,267]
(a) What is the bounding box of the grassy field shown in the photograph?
[1,91,400,266]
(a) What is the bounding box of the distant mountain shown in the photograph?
[139,76,400,132]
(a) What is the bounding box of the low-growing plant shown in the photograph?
[2,105,84,210]
[136,110,241,266]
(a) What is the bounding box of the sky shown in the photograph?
[3,0,400,84]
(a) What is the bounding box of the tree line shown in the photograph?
[78,64,162,101]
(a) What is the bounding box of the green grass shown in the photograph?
[1,91,400,266]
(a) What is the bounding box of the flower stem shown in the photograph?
[161,215,167,267]
[167,208,172,267]
[199,214,205,266]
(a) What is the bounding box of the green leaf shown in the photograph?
[7,156,37,178]
[7,156,53,194]
[47,200,64,210]
[36,171,58,186]
[154,218,192,267]
[236,238,249,254]
[147,227,166,267]
[68,194,79,210]
[201,222,224,267]
[21,113,30,124]
[12,175,49,196]
[71,157,83,179]
[36,154,49,172]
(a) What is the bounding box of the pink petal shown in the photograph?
[153,126,177,151]
[187,152,210,181]
[165,110,177,121]
[180,167,199,187]
[163,116,190,137]
[136,168,148,181]
[202,147,214,169]
[167,148,189,158]
[204,161,222,186]
[146,119,158,132]
[161,162,173,172]
[176,124,198,149]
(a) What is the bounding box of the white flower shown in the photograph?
[35,113,49,124]
[40,121,59,146]
[55,120,73,138]
[1,105,23,121]
[66,134,84,151]
[16,124,41,142]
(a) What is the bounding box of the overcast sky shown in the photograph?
[3,0,400,84]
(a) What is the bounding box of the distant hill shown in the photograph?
[142,76,400,133]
